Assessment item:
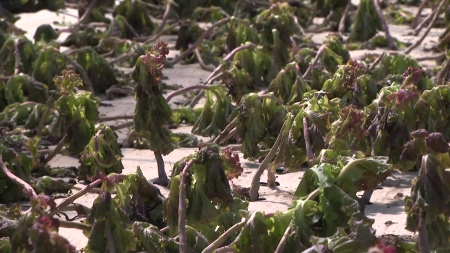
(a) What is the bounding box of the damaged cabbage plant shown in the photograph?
[0,140,398,253]
[0,71,105,204]
[195,153,387,253]
[132,41,174,186]
[213,92,285,161]
[191,85,235,138]
[78,123,124,182]
[404,132,450,252]
[254,62,437,202]
[0,70,100,162]
[0,137,75,203]
[50,70,100,158]
[2,196,77,252]
[164,145,245,245]
[82,167,168,252]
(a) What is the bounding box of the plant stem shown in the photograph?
[108,53,137,65]
[266,169,276,187]
[154,151,169,186]
[144,22,179,44]
[303,117,314,161]
[195,47,215,71]
[293,16,306,36]
[361,190,374,204]
[188,74,223,108]
[71,185,116,194]
[170,17,231,65]
[368,52,385,71]
[110,121,134,131]
[156,0,172,35]
[14,41,20,75]
[373,0,397,50]
[215,247,235,253]
[77,0,98,25]
[302,45,325,79]
[188,43,256,108]
[405,0,446,54]
[45,134,68,163]
[202,220,247,253]
[50,178,104,216]
[416,53,445,62]
[37,95,56,137]
[221,128,237,145]
[275,188,321,253]
[179,159,195,253]
[412,0,428,28]
[166,85,222,102]
[338,0,351,34]
[105,220,116,253]
[415,12,434,36]
[418,211,430,253]
[214,118,239,145]
[437,55,450,85]
[98,115,134,122]
[249,120,287,201]
[59,220,91,231]
[0,156,37,199]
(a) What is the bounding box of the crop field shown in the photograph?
[1,0,450,252]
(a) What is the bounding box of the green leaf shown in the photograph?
[334,156,390,195]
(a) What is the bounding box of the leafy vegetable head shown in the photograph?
[141,41,169,79]
[132,41,174,155]
[164,145,246,239]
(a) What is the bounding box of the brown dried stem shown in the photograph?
[179,159,196,253]
[170,18,231,65]
[188,43,257,108]
[373,0,397,50]
[202,219,248,253]
[405,0,447,54]
[338,0,351,34]
[110,121,134,131]
[368,52,386,71]
[303,117,314,160]
[195,47,215,71]
[302,45,325,79]
[156,0,172,35]
[78,0,98,25]
[166,84,223,102]
[170,17,249,65]
[44,134,68,163]
[144,22,179,44]
[412,0,428,28]
[98,115,134,122]
[214,118,239,145]
[49,176,114,216]
[249,120,287,201]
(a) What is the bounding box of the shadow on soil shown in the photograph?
[268,185,295,197]
[259,200,292,208]
[364,198,406,217]
[242,161,260,169]
[381,171,417,189]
